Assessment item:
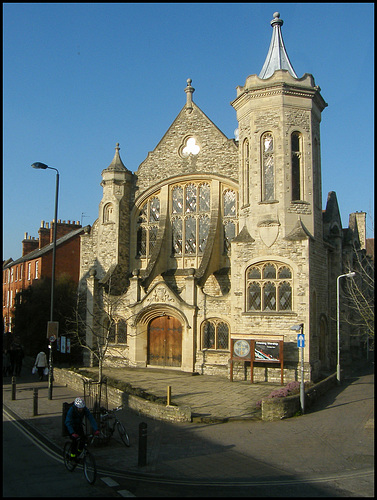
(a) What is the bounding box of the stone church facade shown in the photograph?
[79,13,365,383]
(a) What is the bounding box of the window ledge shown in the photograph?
[243,311,296,316]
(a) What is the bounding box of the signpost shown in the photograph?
[291,323,305,414]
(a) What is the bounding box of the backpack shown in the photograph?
[62,401,74,437]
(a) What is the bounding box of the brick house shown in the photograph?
[3,220,86,333]
[78,13,369,382]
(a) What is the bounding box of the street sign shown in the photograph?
[47,321,59,339]
[297,333,305,348]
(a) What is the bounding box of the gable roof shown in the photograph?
[3,225,90,269]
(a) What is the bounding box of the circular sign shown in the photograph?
[234,339,250,358]
[49,335,56,343]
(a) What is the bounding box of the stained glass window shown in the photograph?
[172,186,183,214]
[292,132,302,201]
[262,132,274,201]
[136,196,160,257]
[185,184,197,213]
[199,184,210,212]
[172,218,183,255]
[223,189,237,254]
[199,215,210,253]
[202,319,229,350]
[246,262,293,312]
[185,216,196,254]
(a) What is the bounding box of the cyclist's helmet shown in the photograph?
[74,397,86,408]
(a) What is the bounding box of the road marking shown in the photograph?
[101,477,120,487]
[118,490,136,497]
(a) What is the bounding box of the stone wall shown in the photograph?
[52,367,191,423]
[261,372,337,421]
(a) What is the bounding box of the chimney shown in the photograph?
[22,234,39,256]
[38,220,50,249]
[50,219,83,241]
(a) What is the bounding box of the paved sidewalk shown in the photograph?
[2,359,374,495]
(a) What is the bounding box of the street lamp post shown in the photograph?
[336,272,356,385]
[32,162,60,400]
[291,323,305,414]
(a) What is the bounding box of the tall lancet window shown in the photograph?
[262,133,274,201]
[242,139,250,206]
[291,132,302,201]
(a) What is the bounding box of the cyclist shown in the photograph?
[65,397,100,459]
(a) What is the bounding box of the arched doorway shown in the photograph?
[147,315,182,367]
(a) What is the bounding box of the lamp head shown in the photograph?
[348,272,356,278]
[31,162,49,169]
[290,323,304,331]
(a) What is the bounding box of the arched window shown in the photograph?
[103,203,114,223]
[106,317,127,344]
[223,189,237,254]
[171,182,210,257]
[202,319,229,350]
[137,196,160,257]
[261,132,274,201]
[247,262,293,312]
[291,132,302,201]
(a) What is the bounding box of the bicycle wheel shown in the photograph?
[100,420,113,444]
[117,421,130,447]
[63,442,76,472]
[83,451,96,484]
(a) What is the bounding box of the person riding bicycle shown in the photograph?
[65,397,100,459]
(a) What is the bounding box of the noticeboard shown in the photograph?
[230,338,284,385]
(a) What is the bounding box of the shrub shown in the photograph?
[256,381,301,409]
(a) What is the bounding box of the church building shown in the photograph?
[79,13,366,383]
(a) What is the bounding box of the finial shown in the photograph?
[115,142,120,151]
[271,12,283,26]
[185,78,195,111]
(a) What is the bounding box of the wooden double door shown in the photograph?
[147,316,182,367]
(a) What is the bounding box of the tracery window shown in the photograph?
[223,189,237,254]
[291,132,302,201]
[137,196,160,257]
[262,132,274,201]
[171,183,210,256]
[246,262,293,312]
[202,319,229,350]
[105,317,127,344]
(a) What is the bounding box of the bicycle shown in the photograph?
[98,406,130,447]
[63,434,97,484]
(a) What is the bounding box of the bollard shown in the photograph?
[167,385,171,406]
[33,388,38,416]
[138,422,148,467]
[11,376,16,400]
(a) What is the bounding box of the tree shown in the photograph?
[68,266,130,384]
[344,244,374,348]
[12,275,81,363]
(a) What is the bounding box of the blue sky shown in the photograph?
[3,3,374,259]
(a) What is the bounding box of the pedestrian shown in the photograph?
[3,350,11,377]
[34,351,47,381]
[13,343,24,377]
[8,344,16,376]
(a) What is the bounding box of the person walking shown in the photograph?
[34,351,47,381]
[13,343,24,377]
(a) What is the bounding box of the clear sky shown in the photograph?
[3,3,374,260]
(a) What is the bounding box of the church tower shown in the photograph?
[231,12,327,242]
[97,143,133,277]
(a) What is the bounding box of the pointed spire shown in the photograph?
[259,12,298,79]
[184,78,195,111]
[105,142,127,171]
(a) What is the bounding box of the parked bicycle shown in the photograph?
[98,406,130,447]
[63,434,97,484]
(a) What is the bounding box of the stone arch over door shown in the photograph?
[147,315,183,367]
